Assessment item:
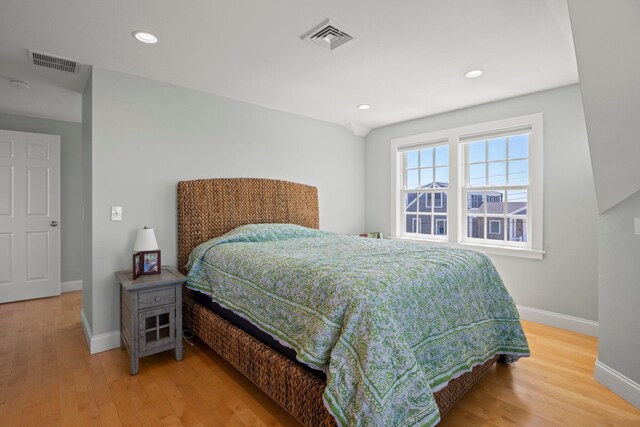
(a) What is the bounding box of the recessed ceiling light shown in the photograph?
[357,104,371,110]
[132,31,158,44]
[464,69,484,79]
[9,80,30,89]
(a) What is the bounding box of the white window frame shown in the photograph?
[390,113,544,259]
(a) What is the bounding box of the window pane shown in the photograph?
[407,169,419,189]
[469,163,486,187]
[467,191,484,213]
[507,189,527,216]
[488,161,506,186]
[508,218,527,243]
[405,193,417,212]
[487,217,505,241]
[435,167,449,188]
[508,159,528,185]
[435,146,449,166]
[407,150,419,169]
[420,147,433,167]
[418,215,432,235]
[435,215,447,236]
[509,134,529,159]
[145,316,157,329]
[434,192,447,213]
[467,216,484,239]
[468,141,486,163]
[485,190,505,214]
[488,138,506,161]
[418,193,430,213]
[405,214,417,233]
[420,167,434,188]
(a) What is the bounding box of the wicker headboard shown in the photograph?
[177,178,319,274]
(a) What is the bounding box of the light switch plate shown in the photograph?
[635,218,640,235]
[111,206,123,221]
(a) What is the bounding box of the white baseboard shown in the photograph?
[80,309,121,354]
[62,280,82,292]
[90,330,121,354]
[517,305,598,337]
[595,359,640,409]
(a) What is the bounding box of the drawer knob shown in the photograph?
[154,296,161,302]
[140,330,145,337]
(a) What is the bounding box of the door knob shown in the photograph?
[50,221,58,227]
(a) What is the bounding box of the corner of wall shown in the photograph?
[81,70,94,341]
[595,359,640,409]
[81,308,121,354]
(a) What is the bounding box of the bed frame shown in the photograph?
[177,178,500,426]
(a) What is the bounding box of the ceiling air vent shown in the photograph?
[29,50,79,74]
[301,19,353,51]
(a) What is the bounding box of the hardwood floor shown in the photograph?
[1,291,638,426]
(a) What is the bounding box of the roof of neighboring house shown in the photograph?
[469,202,527,215]
[422,182,449,189]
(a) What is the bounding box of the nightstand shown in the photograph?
[116,266,186,375]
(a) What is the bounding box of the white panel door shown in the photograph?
[0,130,60,303]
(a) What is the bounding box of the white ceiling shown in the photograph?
[0,0,578,135]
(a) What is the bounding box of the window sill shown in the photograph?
[390,236,545,260]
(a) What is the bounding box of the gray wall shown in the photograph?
[85,68,365,336]
[568,0,640,393]
[0,111,83,283]
[598,190,640,384]
[365,84,599,320]
[568,0,640,213]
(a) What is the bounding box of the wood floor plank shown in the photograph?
[1,292,639,426]
[98,401,124,427]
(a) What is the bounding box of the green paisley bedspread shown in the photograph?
[186,224,529,427]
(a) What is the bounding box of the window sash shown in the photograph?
[464,133,530,188]
[462,131,531,247]
[399,140,450,238]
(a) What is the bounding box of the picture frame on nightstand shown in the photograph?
[140,250,161,275]
[133,250,161,279]
[132,252,142,280]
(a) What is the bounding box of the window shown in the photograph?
[391,113,543,259]
[488,219,502,235]
[400,143,449,237]
[463,131,529,245]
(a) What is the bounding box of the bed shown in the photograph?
[177,178,529,427]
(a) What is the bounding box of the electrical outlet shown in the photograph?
[111,206,123,221]
[635,218,640,235]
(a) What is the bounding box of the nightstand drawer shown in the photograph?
[139,287,175,309]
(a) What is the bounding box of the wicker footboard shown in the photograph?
[183,286,335,426]
[183,286,500,426]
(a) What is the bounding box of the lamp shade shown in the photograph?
[133,227,159,252]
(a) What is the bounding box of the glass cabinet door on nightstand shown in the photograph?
[138,306,175,353]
